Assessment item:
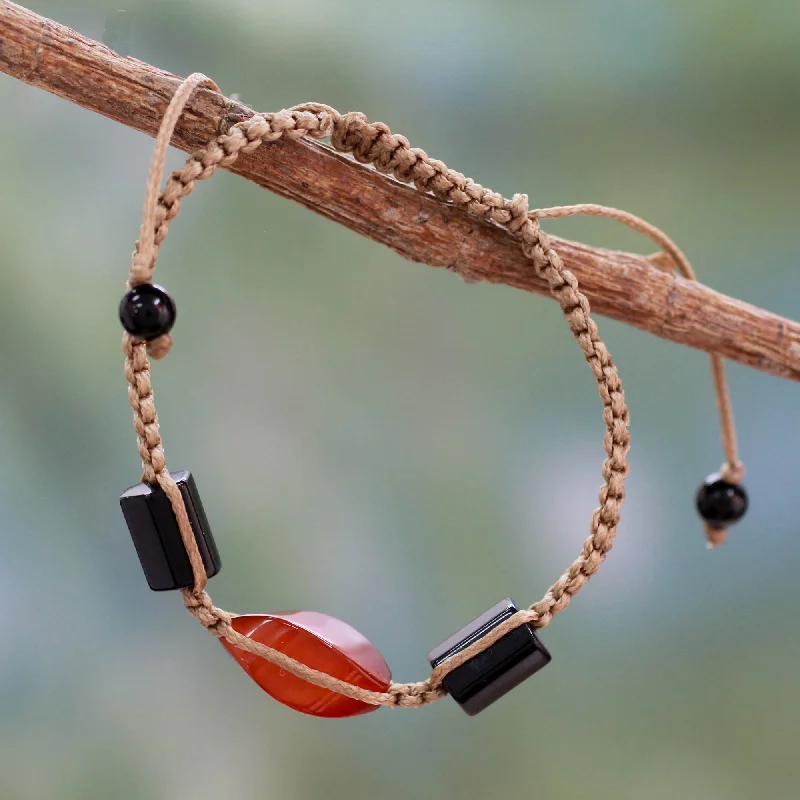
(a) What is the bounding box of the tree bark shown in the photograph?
[1,0,798,380]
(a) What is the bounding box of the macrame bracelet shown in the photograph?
[118,74,748,719]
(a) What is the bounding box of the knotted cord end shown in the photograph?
[720,460,745,485]
[146,333,173,360]
[704,524,728,549]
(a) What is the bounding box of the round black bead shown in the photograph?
[695,473,748,527]
[119,284,176,341]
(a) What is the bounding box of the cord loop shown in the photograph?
[122,73,739,709]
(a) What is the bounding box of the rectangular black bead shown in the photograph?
[120,470,221,591]
[428,598,550,716]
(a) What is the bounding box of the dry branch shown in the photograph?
[1,0,798,380]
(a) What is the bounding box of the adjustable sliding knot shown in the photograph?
[250,107,337,142]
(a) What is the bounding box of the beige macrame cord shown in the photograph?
[122,74,739,709]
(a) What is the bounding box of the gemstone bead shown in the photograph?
[119,283,176,340]
[221,612,391,718]
[120,470,220,591]
[428,598,550,716]
[696,473,748,527]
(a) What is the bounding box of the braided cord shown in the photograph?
[125,78,645,708]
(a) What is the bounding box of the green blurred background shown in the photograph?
[2,2,800,798]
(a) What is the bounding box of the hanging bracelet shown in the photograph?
[118,74,748,719]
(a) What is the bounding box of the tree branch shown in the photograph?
[2,0,798,380]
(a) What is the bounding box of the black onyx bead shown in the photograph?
[696,473,748,527]
[120,470,221,591]
[119,283,176,341]
[428,598,551,716]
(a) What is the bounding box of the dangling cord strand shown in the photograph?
[531,203,743,547]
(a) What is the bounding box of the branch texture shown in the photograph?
[1,0,798,380]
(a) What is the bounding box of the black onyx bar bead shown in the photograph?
[120,470,221,591]
[428,598,550,716]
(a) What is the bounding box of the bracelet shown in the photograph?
[117,74,748,719]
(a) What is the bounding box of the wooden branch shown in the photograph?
[2,1,798,381]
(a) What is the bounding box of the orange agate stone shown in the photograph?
[221,612,391,718]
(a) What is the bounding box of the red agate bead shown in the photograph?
[220,612,391,718]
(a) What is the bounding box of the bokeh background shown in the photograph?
[2,2,800,799]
